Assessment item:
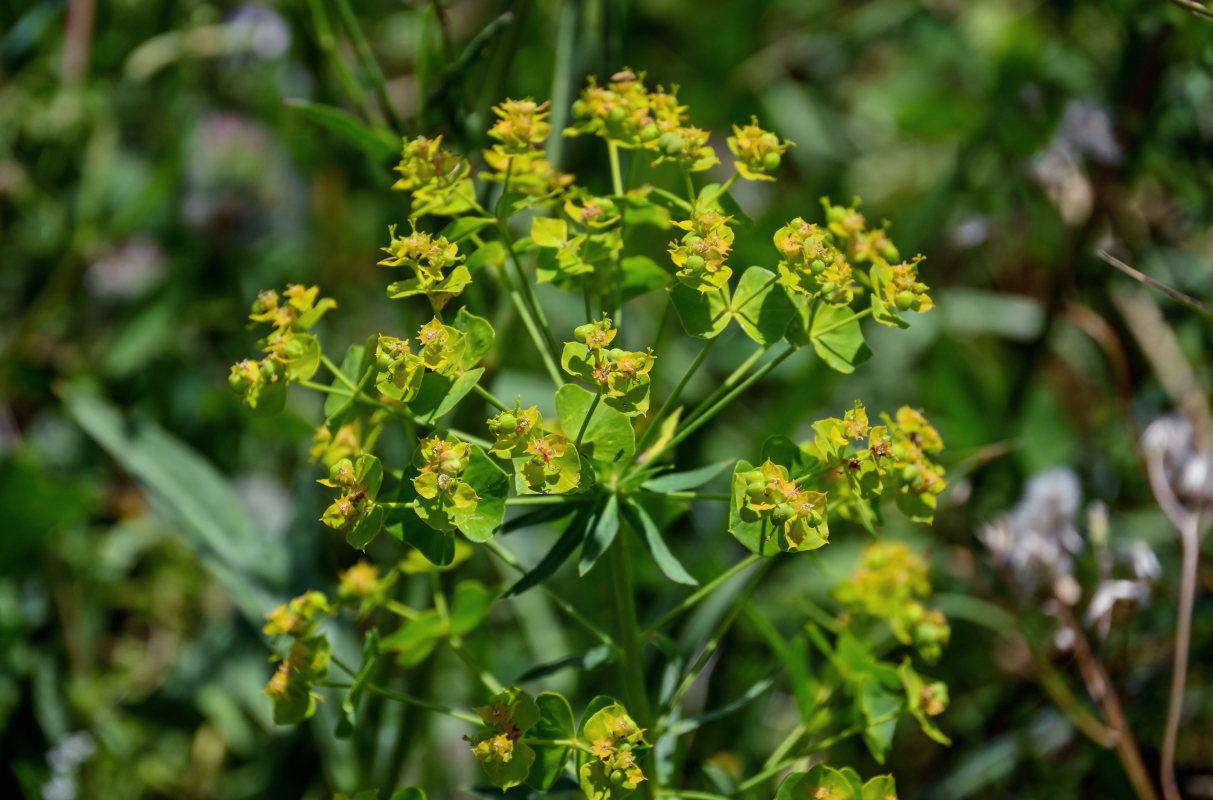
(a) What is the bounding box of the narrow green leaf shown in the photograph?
[283,98,398,164]
[640,461,731,493]
[578,496,618,576]
[663,676,773,735]
[620,498,697,586]
[505,505,594,596]
[410,368,485,421]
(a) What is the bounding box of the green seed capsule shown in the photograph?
[571,99,588,118]
[228,372,248,392]
[495,413,517,431]
[881,243,901,262]
[771,503,794,526]
[440,458,463,475]
[610,769,626,786]
[641,122,660,141]
[682,234,702,247]
[810,259,826,275]
[376,352,394,371]
[826,205,846,222]
[901,464,921,485]
[607,106,627,125]
[684,254,706,271]
[573,323,595,341]
[657,131,683,156]
[762,151,781,171]
[606,348,624,361]
[896,290,915,311]
[808,510,824,527]
[747,485,768,504]
[739,505,761,523]
[820,281,836,294]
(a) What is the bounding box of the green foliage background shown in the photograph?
[2,0,1211,797]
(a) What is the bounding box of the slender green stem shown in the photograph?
[485,540,622,656]
[506,495,590,506]
[681,345,768,430]
[811,307,871,339]
[500,219,562,359]
[296,379,492,448]
[472,382,509,411]
[661,491,730,501]
[608,141,624,196]
[331,0,406,132]
[683,170,697,206]
[362,684,484,725]
[322,354,359,392]
[731,274,781,316]
[664,559,773,717]
[642,554,760,637]
[521,737,593,755]
[653,348,795,464]
[649,185,692,213]
[608,527,654,800]
[655,791,729,800]
[576,389,602,450]
[633,336,718,460]
[734,714,901,793]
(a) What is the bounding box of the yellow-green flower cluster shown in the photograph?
[737,459,829,551]
[393,135,469,193]
[468,687,540,791]
[412,435,480,532]
[488,98,552,155]
[669,210,734,293]
[579,704,648,796]
[262,591,332,724]
[229,284,334,415]
[561,317,656,417]
[568,70,717,172]
[833,541,951,662]
[379,225,471,308]
[773,218,856,305]
[727,118,793,181]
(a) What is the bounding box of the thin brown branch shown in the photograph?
[1098,250,1213,317]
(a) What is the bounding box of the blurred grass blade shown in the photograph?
[63,386,286,624]
[284,98,398,165]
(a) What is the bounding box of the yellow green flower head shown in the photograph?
[852,221,902,265]
[881,256,934,314]
[481,149,574,199]
[821,196,868,239]
[488,403,543,458]
[378,225,463,282]
[670,211,735,293]
[563,192,621,228]
[263,590,330,637]
[568,69,684,149]
[337,561,380,599]
[393,135,468,192]
[417,435,472,476]
[415,317,466,374]
[309,421,360,469]
[572,315,617,352]
[652,125,718,172]
[488,97,552,155]
[727,118,792,181]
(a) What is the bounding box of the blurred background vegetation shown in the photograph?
[2,0,1212,797]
